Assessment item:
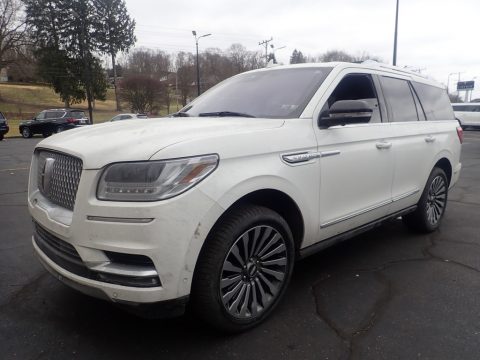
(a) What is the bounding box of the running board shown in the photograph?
[298,206,417,259]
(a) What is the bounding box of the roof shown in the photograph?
[247,61,443,89]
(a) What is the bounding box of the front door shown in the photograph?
[313,71,394,243]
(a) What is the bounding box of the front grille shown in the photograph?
[37,150,83,211]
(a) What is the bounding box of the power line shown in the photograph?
[258,37,273,65]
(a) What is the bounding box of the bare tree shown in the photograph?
[126,48,171,80]
[0,0,29,74]
[175,51,195,106]
[120,74,164,114]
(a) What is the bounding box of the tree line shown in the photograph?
[0,0,385,119]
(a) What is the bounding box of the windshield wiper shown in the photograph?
[170,111,190,117]
[198,111,256,118]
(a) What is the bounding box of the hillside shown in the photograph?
[0,83,159,137]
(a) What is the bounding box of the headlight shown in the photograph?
[97,154,219,201]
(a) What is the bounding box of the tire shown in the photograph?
[403,167,449,233]
[42,132,52,138]
[55,126,65,133]
[21,127,32,138]
[191,205,295,332]
[0,134,3,141]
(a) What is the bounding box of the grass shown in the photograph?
[0,83,169,137]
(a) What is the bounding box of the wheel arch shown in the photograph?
[434,157,452,186]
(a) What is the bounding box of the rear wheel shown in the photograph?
[21,127,32,138]
[192,205,295,332]
[0,134,3,141]
[403,167,448,233]
[42,132,52,138]
[55,126,65,133]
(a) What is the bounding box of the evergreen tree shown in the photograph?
[290,49,306,64]
[24,0,116,122]
[94,0,136,111]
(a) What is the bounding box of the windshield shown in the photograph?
[180,67,332,119]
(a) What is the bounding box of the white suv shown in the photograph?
[452,103,480,129]
[29,62,462,332]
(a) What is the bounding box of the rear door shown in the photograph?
[379,77,454,214]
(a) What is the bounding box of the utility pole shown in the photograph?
[259,37,273,66]
[392,0,399,66]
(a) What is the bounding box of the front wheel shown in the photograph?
[21,127,32,138]
[0,134,3,141]
[192,205,295,332]
[403,167,449,233]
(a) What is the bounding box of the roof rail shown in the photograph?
[361,60,427,78]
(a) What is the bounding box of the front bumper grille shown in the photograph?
[37,150,83,211]
[33,221,161,288]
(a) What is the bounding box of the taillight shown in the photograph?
[456,126,463,144]
[66,118,76,123]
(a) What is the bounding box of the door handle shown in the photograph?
[425,135,436,143]
[376,141,392,149]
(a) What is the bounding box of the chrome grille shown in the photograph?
[37,150,83,211]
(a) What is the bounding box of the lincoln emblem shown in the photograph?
[41,158,55,194]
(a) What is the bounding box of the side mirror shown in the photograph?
[320,100,372,128]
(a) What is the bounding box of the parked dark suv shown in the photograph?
[0,112,8,141]
[19,109,89,138]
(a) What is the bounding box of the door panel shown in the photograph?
[313,71,394,242]
[316,123,393,240]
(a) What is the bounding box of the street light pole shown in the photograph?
[393,0,399,66]
[192,31,211,96]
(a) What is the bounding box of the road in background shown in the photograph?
[1,132,480,359]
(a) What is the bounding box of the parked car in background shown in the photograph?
[452,103,480,129]
[0,111,9,141]
[19,109,89,138]
[110,113,148,121]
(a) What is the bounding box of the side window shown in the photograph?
[322,73,382,123]
[45,111,57,119]
[36,112,46,120]
[411,82,455,120]
[0,112,4,120]
[380,76,418,122]
[409,83,426,121]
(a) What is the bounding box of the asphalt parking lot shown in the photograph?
[1,132,480,360]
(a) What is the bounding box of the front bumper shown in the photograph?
[29,164,224,305]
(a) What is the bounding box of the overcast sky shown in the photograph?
[124,0,480,99]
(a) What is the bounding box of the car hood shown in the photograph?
[36,117,285,169]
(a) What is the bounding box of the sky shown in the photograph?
[124,0,480,100]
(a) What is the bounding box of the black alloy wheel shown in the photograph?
[192,205,295,332]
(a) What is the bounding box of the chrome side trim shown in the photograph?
[87,262,158,277]
[392,188,419,202]
[282,152,320,164]
[300,205,417,259]
[321,188,419,228]
[321,199,391,228]
[320,150,341,158]
[86,216,154,224]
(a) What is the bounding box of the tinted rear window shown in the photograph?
[411,82,454,120]
[452,105,480,112]
[380,76,418,122]
[70,111,86,119]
